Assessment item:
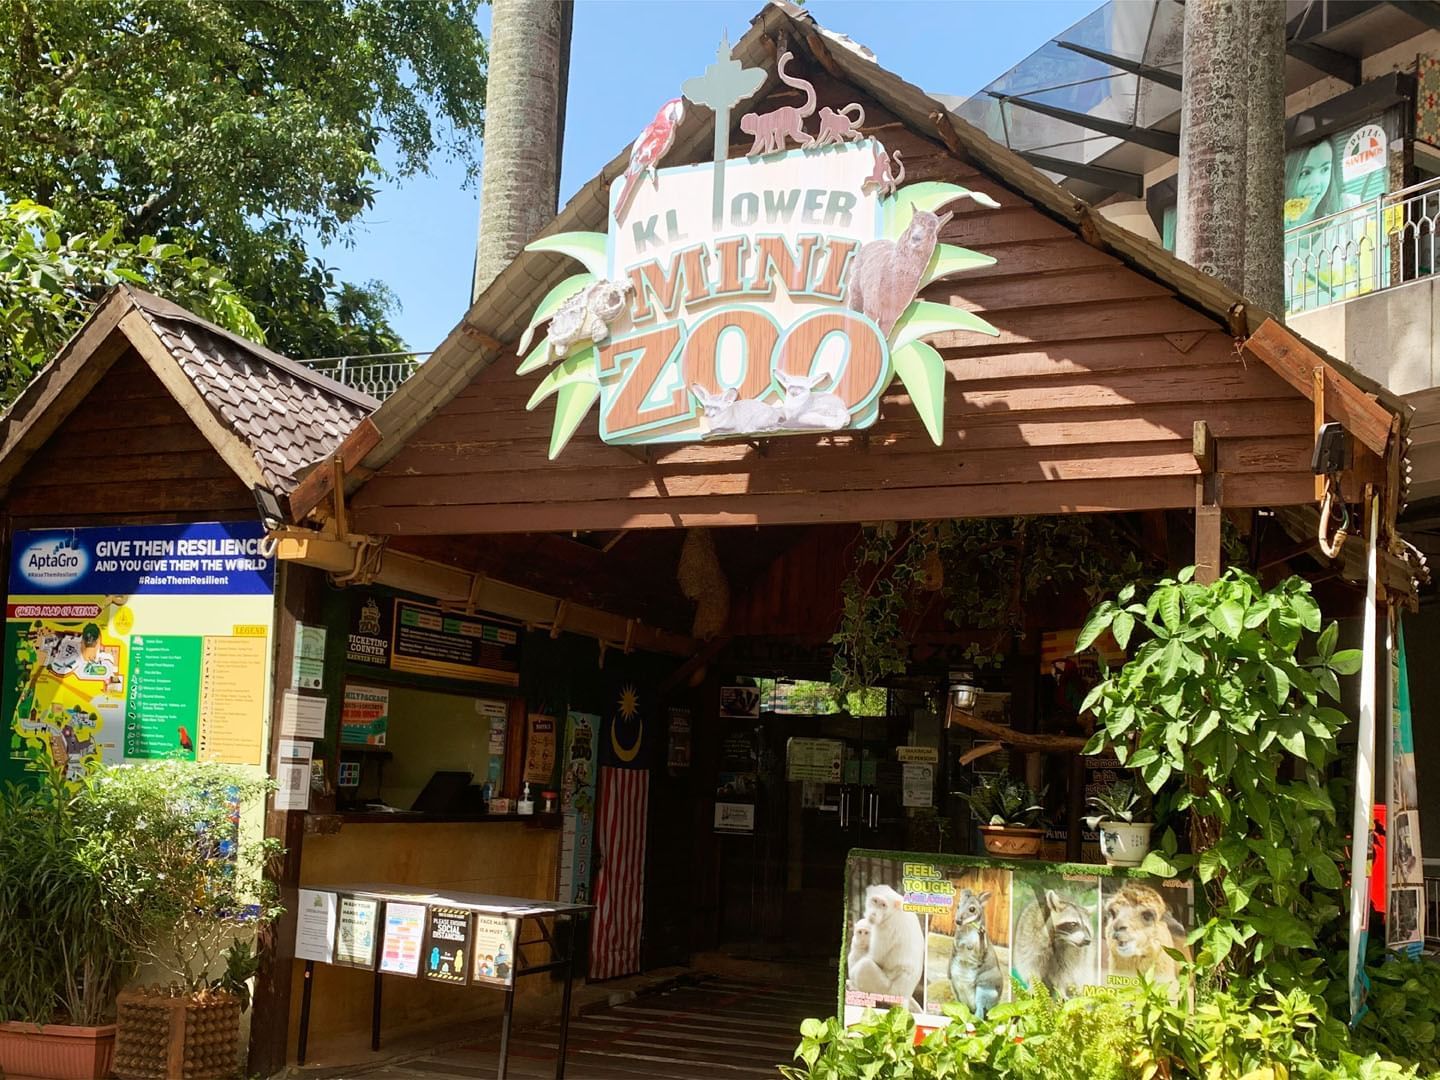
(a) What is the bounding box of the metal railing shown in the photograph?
[300,354,425,401]
[1284,176,1440,315]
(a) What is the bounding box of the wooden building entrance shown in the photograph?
[261,2,1420,1070]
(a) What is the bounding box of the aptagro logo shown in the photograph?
[17,536,90,590]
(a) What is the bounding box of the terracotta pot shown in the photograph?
[1098,820,1154,867]
[0,1020,117,1080]
[978,824,1046,859]
[114,990,240,1080]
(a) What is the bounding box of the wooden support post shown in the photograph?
[1313,366,1326,501]
[1193,420,1222,585]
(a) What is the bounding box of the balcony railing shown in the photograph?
[1285,176,1440,315]
[300,354,425,401]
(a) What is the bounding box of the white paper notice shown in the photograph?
[378,902,426,976]
[274,738,314,811]
[280,690,327,739]
[294,889,337,963]
[902,762,935,808]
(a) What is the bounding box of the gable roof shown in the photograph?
[0,285,377,499]
[291,0,1407,527]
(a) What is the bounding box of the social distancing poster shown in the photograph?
[2,522,274,784]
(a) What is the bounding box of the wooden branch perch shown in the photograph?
[945,701,1088,753]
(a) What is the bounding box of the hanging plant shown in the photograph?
[831,523,939,700]
[830,516,1156,695]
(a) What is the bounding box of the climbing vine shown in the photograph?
[830,516,1155,698]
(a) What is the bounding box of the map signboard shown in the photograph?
[1,522,274,784]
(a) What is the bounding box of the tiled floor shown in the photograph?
[360,972,836,1080]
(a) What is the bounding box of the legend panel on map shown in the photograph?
[124,635,202,759]
[196,634,267,765]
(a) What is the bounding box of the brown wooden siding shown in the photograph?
[347,68,1318,536]
[4,348,255,528]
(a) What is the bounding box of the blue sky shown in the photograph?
[317,0,1098,356]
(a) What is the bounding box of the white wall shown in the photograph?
[1289,277,1440,395]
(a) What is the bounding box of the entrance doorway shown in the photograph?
[714,683,945,960]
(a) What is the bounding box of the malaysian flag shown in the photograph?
[589,765,649,979]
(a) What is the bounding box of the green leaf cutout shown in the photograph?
[888,299,999,352]
[548,380,602,460]
[918,243,996,290]
[890,340,947,446]
[524,231,609,276]
[883,183,1001,238]
[517,272,596,356]
[516,334,553,377]
[526,348,597,411]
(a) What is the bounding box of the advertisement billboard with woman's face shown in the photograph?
[1284,122,1389,228]
[1283,116,1398,313]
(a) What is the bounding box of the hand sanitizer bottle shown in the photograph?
[518,781,535,816]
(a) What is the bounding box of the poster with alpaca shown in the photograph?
[1098,877,1193,992]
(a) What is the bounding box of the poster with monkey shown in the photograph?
[842,852,1194,1031]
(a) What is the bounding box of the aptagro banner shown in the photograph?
[842,852,1194,1033]
[1,522,275,784]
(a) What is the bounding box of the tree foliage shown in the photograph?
[0,199,260,402]
[0,0,488,378]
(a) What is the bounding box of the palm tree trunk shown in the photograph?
[1175,0,1248,292]
[1176,0,1285,313]
[472,0,574,301]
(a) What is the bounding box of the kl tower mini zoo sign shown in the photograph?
[517,45,1002,458]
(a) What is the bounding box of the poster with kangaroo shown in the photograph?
[842,853,1194,1031]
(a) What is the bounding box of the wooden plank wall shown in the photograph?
[349,67,1315,537]
[4,348,256,528]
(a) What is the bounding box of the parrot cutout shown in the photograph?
[613,97,685,224]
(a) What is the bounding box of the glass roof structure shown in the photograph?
[947,0,1433,205]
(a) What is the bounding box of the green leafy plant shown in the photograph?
[70,762,282,995]
[0,0,491,382]
[831,522,940,699]
[218,940,261,1013]
[0,762,134,1025]
[1077,569,1357,986]
[1351,956,1440,1074]
[1084,778,1148,825]
[958,773,1047,828]
[782,980,1420,1080]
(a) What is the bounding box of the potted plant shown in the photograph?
[1084,778,1153,867]
[958,774,1047,858]
[0,765,130,1080]
[71,762,280,1080]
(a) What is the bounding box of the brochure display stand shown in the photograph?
[293,883,591,1079]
